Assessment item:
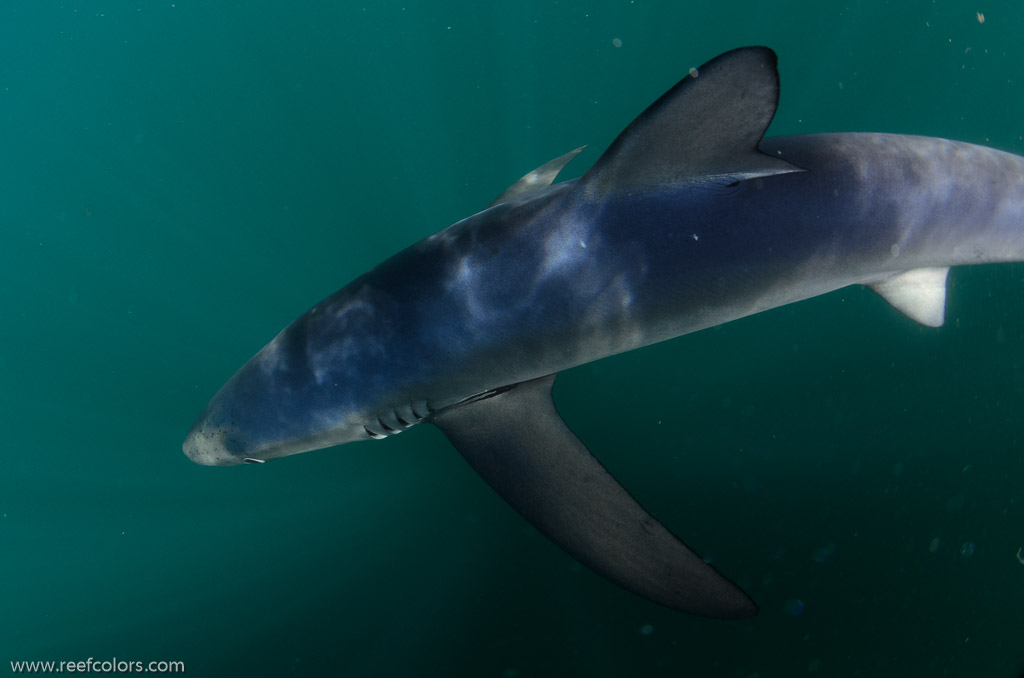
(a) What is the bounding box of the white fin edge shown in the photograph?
[867,267,950,327]
[488,146,586,208]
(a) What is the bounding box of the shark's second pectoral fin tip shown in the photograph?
[489,146,587,208]
[867,266,950,327]
[432,374,756,618]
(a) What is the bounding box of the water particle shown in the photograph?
[960,541,975,557]
[689,67,698,78]
[977,11,985,23]
[1015,547,1024,565]
[783,598,805,615]
[612,38,622,48]
[812,543,836,564]
[929,537,941,553]
[890,244,900,257]
[639,624,654,636]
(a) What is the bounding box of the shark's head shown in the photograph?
[183,307,376,466]
[182,363,360,468]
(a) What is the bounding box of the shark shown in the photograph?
[184,47,1024,619]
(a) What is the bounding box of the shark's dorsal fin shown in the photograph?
[488,146,587,208]
[432,374,757,618]
[867,267,950,327]
[581,46,801,198]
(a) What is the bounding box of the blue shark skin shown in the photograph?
[184,47,1024,618]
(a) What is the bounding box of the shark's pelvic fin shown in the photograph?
[867,267,950,327]
[431,374,757,618]
[581,46,802,198]
[489,146,587,208]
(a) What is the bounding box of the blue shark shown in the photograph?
[184,47,1024,618]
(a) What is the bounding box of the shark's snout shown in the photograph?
[183,423,244,466]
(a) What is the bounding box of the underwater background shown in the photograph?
[3,1,1023,676]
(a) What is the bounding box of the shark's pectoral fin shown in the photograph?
[431,374,757,618]
[867,267,950,327]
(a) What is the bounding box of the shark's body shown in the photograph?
[184,48,1024,618]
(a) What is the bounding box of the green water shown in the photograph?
[3,1,1023,676]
